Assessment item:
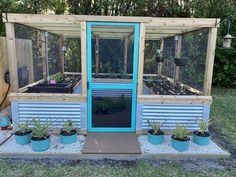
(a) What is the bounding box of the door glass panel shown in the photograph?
[92,89,132,128]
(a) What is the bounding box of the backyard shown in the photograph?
[0,87,235,177]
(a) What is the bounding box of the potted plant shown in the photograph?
[60,120,77,144]
[193,119,213,146]
[147,121,164,145]
[14,122,32,145]
[31,119,50,152]
[171,124,190,152]
[174,57,189,66]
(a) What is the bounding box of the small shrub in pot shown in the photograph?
[193,119,213,146]
[171,124,190,152]
[14,122,32,145]
[60,120,77,144]
[31,119,50,152]
[147,120,164,145]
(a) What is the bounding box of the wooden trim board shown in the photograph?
[9,92,87,102]
[137,95,212,104]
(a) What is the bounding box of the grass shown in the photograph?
[211,87,236,150]
[0,160,235,177]
[0,87,235,177]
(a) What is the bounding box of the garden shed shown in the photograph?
[2,13,219,134]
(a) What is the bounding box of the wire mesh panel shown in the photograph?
[48,32,60,76]
[14,24,43,88]
[64,38,81,73]
[143,40,160,75]
[179,29,208,91]
[143,28,208,95]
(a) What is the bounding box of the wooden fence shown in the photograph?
[0,37,33,109]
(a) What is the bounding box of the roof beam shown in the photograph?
[3,13,220,28]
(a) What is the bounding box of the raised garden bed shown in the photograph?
[26,74,81,93]
[144,76,198,95]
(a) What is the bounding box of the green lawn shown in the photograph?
[0,87,235,177]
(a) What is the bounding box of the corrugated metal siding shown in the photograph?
[17,102,82,128]
[92,89,132,97]
[142,104,209,130]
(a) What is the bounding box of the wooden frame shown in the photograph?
[137,23,145,95]
[203,28,218,95]
[3,13,219,100]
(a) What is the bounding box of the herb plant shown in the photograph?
[197,118,213,135]
[51,72,63,82]
[148,120,165,134]
[32,118,50,139]
[15,121,31,134]
[62,120,74,134]
[172,124,190,140]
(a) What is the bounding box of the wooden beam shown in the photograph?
[9,92,86,102]
[80,22,87,96]
[5,23,18,91]
[124,37,128,73]
[95,35,99,76]
[175,35,182,82]
[203,28,218,95]
[41,31,47,80]
[137,23,145,95]
[3,13,220,28]
[158,39,164,75]
[137,95,212,104]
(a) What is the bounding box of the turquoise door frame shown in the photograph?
[87,22,140,132]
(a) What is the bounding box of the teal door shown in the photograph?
[87,22,140,132]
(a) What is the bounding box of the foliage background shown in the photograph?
[0,0,235,87]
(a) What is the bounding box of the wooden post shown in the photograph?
[41,31,47,80]
[203,28,218,95]
[158,38,164,75]
[5,23,19,92]
[124,37,128,73]
[58,35,64,73]
[95,35,99,76]
[137,23,145,95]
[81,22,87,96]
[175,35,182,82]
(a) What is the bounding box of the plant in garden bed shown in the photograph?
[31,118,50,152]
[50,72,63,84]
[14,121,32,145]
[171,124,191,152]
[147,120,165,145]
[193,118,213,146]
[60,120,77,144]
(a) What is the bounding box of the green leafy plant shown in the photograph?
[15,121,31,134]
[172,124,190,140]
[197,118,214,135]
[51,72,63,82]
[32,118,50,139]
[62,120,74,134]
[148,120,165,134]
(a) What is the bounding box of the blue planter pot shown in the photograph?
[60,130,77,144]
[31,136,50,152]
[15,130,32,145]
[193,131,211,146]
[171,136,190,152]
[147,129,164,145]
[1,116,10,127]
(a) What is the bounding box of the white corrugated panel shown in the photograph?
[18,102,82,128]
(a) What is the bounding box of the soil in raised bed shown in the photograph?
[25,74,81,93]
[144,76,198,95]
